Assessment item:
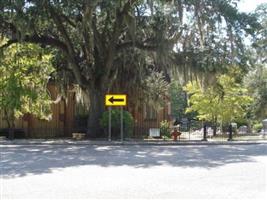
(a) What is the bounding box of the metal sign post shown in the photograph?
[108,107,111,141]
[105,94,127,142]
[120,106,123,142]
[188,120,191,141]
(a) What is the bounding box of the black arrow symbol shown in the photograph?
[109,96,124,104]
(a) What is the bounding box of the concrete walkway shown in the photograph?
[1,138,267,146]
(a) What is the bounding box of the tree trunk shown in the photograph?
[86,86,105,137]
[202,123,207,141]
[212,117,217,136]
[8,122,15,140]
[213,124,217,136]
[4,109,15,139]
[4,109,11,128]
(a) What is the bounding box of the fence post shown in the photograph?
[228,124,233,141]
[202,123,207,141]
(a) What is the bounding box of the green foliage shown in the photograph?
[184,81,221,123]
[100,109,134,138]
[241,3,267,121]
[253,122,263,133]
[253,3,267,64]
[184,70,253,126]
[160,120,171,138]
[244,66,267,120]
[142,70,170,110]
[0,40,54,127]
[169,81,187,119]
[217,74,253,124]
[170,81,197,121]
[0,0,261,92]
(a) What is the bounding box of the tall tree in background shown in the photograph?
[245,3,267,120]
[0,0,260,135]
[252,3,267,64]
[245,66,267,120]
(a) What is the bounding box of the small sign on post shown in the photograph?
[105,94,127,106]
[105,94,127,142]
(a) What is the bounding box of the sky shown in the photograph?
[238,0,267,12]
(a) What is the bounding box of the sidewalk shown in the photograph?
[1,138,267,145]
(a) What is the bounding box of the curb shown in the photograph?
[1,140,266,146]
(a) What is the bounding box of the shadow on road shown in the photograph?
[1,144,266,178]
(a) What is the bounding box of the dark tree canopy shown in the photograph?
[0,0,261,135]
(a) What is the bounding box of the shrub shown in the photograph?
[253,122,263,133]
[100,109,134,138]
[160,120,171,138]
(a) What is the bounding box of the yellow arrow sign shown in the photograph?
[105,94,127,106]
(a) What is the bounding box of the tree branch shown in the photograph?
[0,40,16,50]
[81,4,95,69]
[0,35,67,52]
[48,4,88,88]
[103,0,139,85]
[116,40,158,51]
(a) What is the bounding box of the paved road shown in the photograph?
[1,144,267,199]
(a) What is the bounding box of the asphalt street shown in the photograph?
[1,144,267,199]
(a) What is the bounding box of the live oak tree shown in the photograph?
[0,40,54,130]
[0,0,261,135]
